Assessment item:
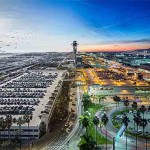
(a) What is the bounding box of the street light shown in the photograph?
[144,132,150,150]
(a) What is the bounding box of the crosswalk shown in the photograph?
[45,145,68,150]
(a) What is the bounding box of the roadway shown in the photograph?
[57,57,68,68]
[97,105,150,150]
[41,86,83,150]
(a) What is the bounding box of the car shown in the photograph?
[129,110,132,114]
[133,110,137,114]
[138,130,142,134]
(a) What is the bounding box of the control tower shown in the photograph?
[72,41,78,67]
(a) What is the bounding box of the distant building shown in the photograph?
[140,64,150,71]
[130,59,150,66]
[136,73,143,80]
[126,70,143,80]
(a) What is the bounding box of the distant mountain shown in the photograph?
[132,48,150,52]
[123,48,150,54]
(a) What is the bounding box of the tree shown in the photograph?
[23,114,32,148]
[12,117,17,139]
[82,93,91,110]
[124,99,129,107]
[12,118,17,124]
[122,115,130,150]
[133,114,141,150]
[131,102,138,130]
[139,105,146,119]
[96,95,106,105]
[93,116,99,146]
[39,121,46,137]
[131,102,138,110]
[78,134,97,150]
[79,114,91,137]
[17,116,25,150]
[0,117,3,139]
[1,117,7,140]
[113,95,121,110]
[5,115,12,140]
[139,118,148,135]
[148,106,150,112]
[123,99,129,115]
[101,113,109,150]
[79,111,97,150]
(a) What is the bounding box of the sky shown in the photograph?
[0,0,150,53]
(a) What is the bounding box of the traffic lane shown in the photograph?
[91,87,135,95]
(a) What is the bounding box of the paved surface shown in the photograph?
[97,105,150,150]
[41,86,82,150]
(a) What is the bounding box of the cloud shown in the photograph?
[122,39,150,43]
[82,38,150,45]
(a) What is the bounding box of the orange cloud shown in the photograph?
[79,43,150,52]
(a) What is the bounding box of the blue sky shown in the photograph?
[0,0,150,52]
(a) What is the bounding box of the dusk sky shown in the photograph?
[0,0,150,53]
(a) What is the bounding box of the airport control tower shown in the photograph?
[72,41,78,67]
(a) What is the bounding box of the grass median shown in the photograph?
[86,103,112,144]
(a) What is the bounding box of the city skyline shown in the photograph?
[0,0,150,53]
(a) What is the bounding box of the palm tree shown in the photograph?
[124,99,129,114]
[1,117,7,140]
[78,134,96,150]
[23,114,32,148]
[148,106,150,112]
[12,117,17,139]
[139,105,146,119]
[101,113,109,150]
[131,102,138,130]
[17,117,25,150]
[113,95,121,110]
[5,115,12,140]
[82,93,91,110]
[79,114,91,137]
[133,114,141,150]
[138,105,147,135]
[93,116,99,146]
[122,115,130,150]
[78,112,96,150]
[12,117,17,124]
[0,117,3,140]
[96,95,106,105]
[123,98,129,150]
[139,118,148,135]
[132,101,138,110]
[39,121,46,137]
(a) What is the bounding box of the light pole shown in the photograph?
[113,137,115,150]
[143,132,150,150]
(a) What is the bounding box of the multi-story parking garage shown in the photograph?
[0,70,67,140]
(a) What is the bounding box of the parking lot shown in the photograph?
[0,70,66,126]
